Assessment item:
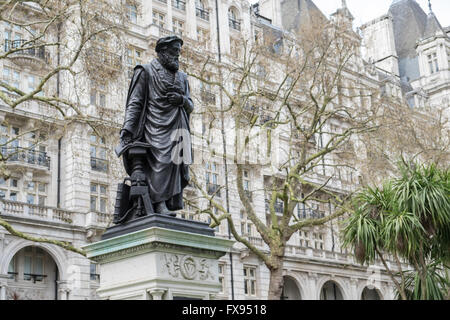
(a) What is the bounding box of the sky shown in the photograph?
[251,0,450,28]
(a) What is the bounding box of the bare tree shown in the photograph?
[182,20,383,299]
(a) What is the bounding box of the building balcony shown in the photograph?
[172,0,186,11]
[0,199,75,225]
[196,8,209,21]
[297,208,325,220]
[3,147,50,171]
[90,157,108,173]
[4,39,50,69]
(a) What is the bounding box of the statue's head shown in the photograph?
[155,36,183,72]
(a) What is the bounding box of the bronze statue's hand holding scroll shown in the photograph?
[167,92,184,106]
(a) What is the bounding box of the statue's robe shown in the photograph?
[121,58,194,210]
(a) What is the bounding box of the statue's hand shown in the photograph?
[167,92,184,106]
[120,130,133,145]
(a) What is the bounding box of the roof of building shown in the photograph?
[388,0,428,59]
[423,12,447,39]
[280,0,327,32]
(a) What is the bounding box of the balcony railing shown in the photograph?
[90,157,108,173]
[196,8,209,21]
[86,47,122,69]
[229,18,241,31]
[24,273,47,283]
[206,183,221,197]
[0,199,74,224]
[3,147,50,170]
[297,208,325,220]
[172,0,186,11]
[4,39,50,63]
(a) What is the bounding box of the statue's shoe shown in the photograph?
[155,202,177,217]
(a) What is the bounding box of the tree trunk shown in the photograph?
[267,265,285,300]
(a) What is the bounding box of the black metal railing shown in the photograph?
[4,39,49,63]
[196,8,209,21]
[90,273,100,281]
[8,271,18,279]
[90,157,108,173]
[3,147,51,169]
[229,18,241,31]
[297,208,325,220]
[172,0,186,11]
[206,183,221,197]
[86,47,122,69]
[24,273,47,283]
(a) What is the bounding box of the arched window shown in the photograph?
[320,281,344,300]
[228,7,240,31]
[196,0,209,21]
[361,287,381,300]
[281,276,302,300]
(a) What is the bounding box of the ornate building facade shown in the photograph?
[0,0,446,300]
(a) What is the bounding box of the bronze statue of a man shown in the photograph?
[115,36,193,221]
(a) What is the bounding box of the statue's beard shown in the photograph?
[158,52,179,72]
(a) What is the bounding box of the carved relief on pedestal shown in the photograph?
[161,254,215,281]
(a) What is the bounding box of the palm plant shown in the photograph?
[342,161,450,300]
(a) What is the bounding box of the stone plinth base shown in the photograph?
[83,216,233,300]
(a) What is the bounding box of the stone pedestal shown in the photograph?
[83,215,234,300]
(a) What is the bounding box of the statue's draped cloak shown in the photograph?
[121,59,193,210]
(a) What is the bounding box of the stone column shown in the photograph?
[57,281,70,300]
[307,272,318,300]
[0,283,6,300]
[148,288,166,300]
[0,275,9,300]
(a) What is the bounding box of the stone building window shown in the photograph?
[23,246,45,282]
[2,67,20,91]
[228,7,240,31]
[0,178,19,201]
[26,181,47,206]
[153,11,166,29]
[90,183,108,213]
[172,18,185,36]
[172,0,186,11]
[240,211,253,237]
[243,265,257,297]
[90,134,108,173]
[299,230,311,248]
[196,0,209,21]
[205,162,220,197]
[428,52,439,74]
[126,3,138,23]
[90,263,100,281]
[313,232,324,250]
[126,46,143,79]
[90,82,106,108]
